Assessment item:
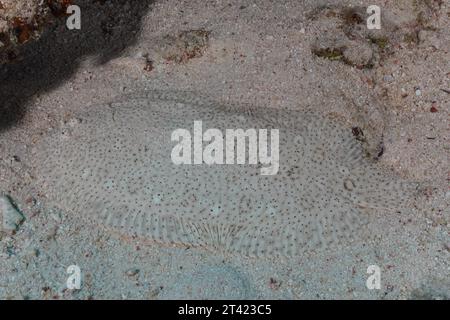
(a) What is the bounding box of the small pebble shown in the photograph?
[430,102,438,113]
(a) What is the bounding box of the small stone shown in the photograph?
[134,51,148,59]
[415,89,422,96]
[269,277,282,290]
[67,117,82,127]
[0,195,25,235]
[383,75,394,83]
[401,88,408,98]
[418,30,430,43]
[342,42,373,68]
[125,268,140,277]
[143,60,154,72]
[430,102,438,113]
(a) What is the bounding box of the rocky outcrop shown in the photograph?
[0,0,72,64]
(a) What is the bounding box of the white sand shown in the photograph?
[0,0,448,299]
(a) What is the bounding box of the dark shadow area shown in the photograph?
[0,0,154,131]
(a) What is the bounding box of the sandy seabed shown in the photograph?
[0,0,448,299]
